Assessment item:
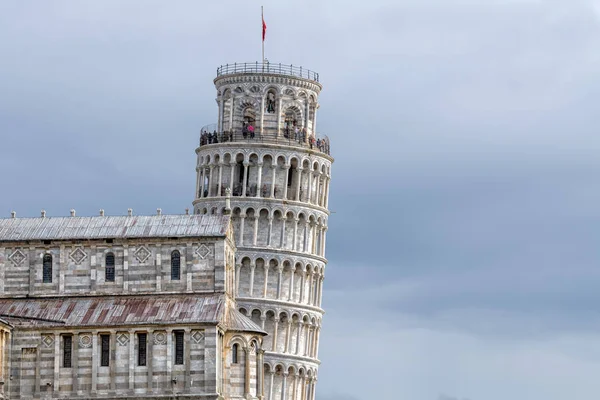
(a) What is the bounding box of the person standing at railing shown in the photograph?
[294,125,300,142]
[248,124,255,138]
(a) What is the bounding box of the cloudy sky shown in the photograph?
[2,0,600,399]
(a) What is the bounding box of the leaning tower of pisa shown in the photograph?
[193,62,332,400]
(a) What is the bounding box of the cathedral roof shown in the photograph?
[0,294,266,335]
[221,306,267,335]
[0,294,225,328]
[0,214,230,242]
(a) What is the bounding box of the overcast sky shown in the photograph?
[2,1,600,399]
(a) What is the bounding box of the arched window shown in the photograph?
[171,250,181,280]
[105,253,115,282]
[232,343,239,364]
[42,254,52,283]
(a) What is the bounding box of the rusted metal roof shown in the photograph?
[0,214,230,242]
[0,294,226,328]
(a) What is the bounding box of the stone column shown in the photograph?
[91,332,98,394]
[263,264,270,298]
[257,350,265,400]
[276,266,284,300]
[321,227,328,258]
[53,332,60,390]
[295,322,303,355]
[244,347,251,397]
[276,98,283,137]
[307,170,313,204]
[271,318,279,352]
[253,215,260,246]
[257,162,263,197]
[249,264,256,297]
[195,167,201,199]
[239,213,246,247]
[229,97,235,131]
[307,272,314,305]
[284,321,292,353]
[295,168,303,201]
[303,223,309,253]
[208,165,215,197]
[310,378,317,400]
[303,326,311,356]
[166,329,173,384]
[298,270,306,304]
[292,218,299,251]
[217,162,224,197]
[324,176,331,208]
[267,217,273,247]
[184,329,191,391]
[270,165,277,198]
[268,371,275,400]
[288,265,296,301]
[281,373,288,400]
[280,217,287,248]
[235,264,241,297]
[229,162,236,193]
[200,168,206,198]
[260,315,267,330]
[283,166,290,199]
[218,98,224,132]
[314,328,321,359]
[242,162,250,197]
[260,96,265,137]
[110,331,116,391]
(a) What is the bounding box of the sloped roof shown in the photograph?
[221,306,267,335]
[0,294,225,328]
[0,214,230,242]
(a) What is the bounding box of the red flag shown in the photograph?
[262,17,267,41]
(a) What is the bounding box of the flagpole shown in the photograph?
[261,6,265,63]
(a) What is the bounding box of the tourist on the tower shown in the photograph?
[248,124,255,138]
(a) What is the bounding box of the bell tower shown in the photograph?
[193,62,332,400]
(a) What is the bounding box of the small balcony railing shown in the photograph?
[216,62,319,83]
[199,125,331,156]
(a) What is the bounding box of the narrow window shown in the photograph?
[100,334,110,367]
[288,166,294,187]
[42,254,52,283]
[174,331,184,365]
[232,343,239,364]
[63,335,72,368]
[138,333,147,366]
[237,162,245,183]
[171,250,181,280]
[105,252,115,282]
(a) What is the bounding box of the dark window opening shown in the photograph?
[63,335,72,368]
[288,167,295,187]
[237,162,245,184]
[43,240,52,245]
[105,253,115,282]
[105,238,114,244]
[174,331,184,365]
[232,343,239,364]
[138,333,147,366]
[100,334,110,367]
[43,254,52,283]
[171,250,181,280]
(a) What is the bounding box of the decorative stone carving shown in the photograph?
[191,330,205,344]
[8,249,26,266]
[134,246,151,263]
[69,247,88,264]
[154,331,167,345]
[195,244,212,259]
[117,332,129,346]
[79,334,92,348]
[42,334,54,348]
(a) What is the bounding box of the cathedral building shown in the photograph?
[0,61,332,400]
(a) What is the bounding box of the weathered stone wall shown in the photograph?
[7,326,220,399]
[0,238,231,298]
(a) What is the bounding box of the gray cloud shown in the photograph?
[2,1,600,399]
